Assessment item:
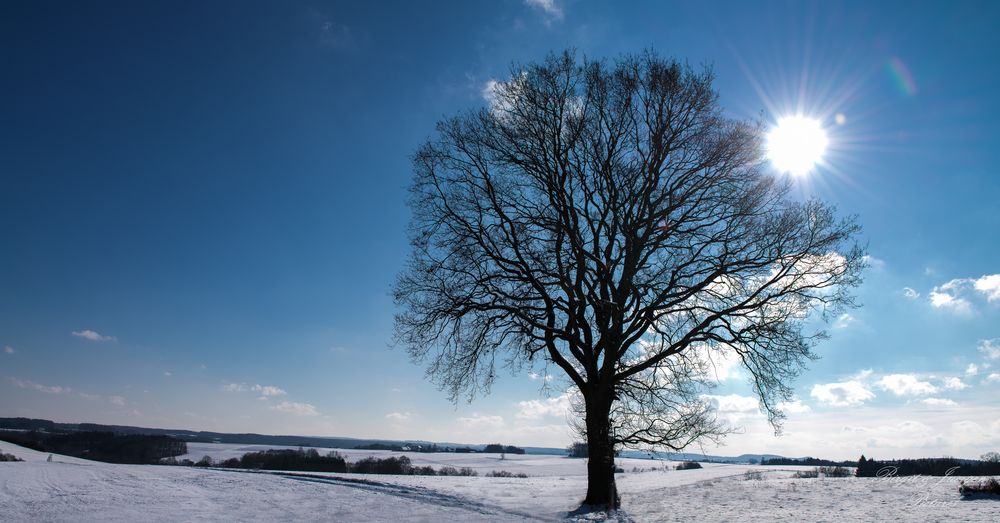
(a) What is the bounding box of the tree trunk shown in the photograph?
[581,390,619,510]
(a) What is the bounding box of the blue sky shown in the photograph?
[2,1,998,459]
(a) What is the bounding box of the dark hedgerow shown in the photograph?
[0,452,23,462]
[675,461,702,470]
[960,478,1000,497]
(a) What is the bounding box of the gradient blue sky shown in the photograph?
[2,1,998,459]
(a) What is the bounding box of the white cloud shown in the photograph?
[222,383,247,392]
[833,313,855,329]
[515,393,572,420]
[457,413,505,430]
[385,412,412,422]
[966,363,979,376]
[3,345,13,354]
[986,373,1000,384]
[481,79,500,104]
[110,395,126,406]
[929,275,1000,313]
[941,377,968,391]
[270,401,319,416]
[863,255,886,269]
[524,0,563,20]
[72,329,115,342]
[902,287,920,299]
[929,289,972,313]
[11,378,72,395]
[920,398,957,407]
[251,384,287,398]
[810,380,875,407]
[973,274,1000,302]
[877,373,938,396]
[703,393,762,423]
[690,344,743,382]
[163,371,172,377]
[527,372,554,382]
[979,339,1000,360]
[777,399,812,414]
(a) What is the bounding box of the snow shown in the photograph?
[3,441,999,522]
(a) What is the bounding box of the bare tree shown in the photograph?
[393,50,864,510]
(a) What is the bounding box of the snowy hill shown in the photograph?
[3,440,998,522]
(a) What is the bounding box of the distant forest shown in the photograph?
[0,430,186,464]
[856,455,1000,477]
[182,448,501,477]
[761,457,858,467]
[0,417,536,455]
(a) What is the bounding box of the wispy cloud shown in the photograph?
[252,384,287,398]
[527,372,554,382]
[966,363,980,376]
[524,0,563,21]
[985,373,1000,384]
[833,313,855,329]
[979,339,1000,360]
[11,378,72,395]
[3,345,14,354]
[163,371,172,377]
[72,329,116,342]
[457,412,505,430]
[920,398,957,407]
[385,412,412,422]
[270,401,319,416]
[222,383,247,392]
[110,395,126,406]
[902,287,920,299]
[863,255,886,269]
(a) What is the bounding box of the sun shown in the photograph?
[767,115,829,176]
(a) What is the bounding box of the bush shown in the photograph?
[485,470,528,478]
[411,465,437,476]
[819,466,852,478]
[437,466,478,476]
[792,466,852,479]
[960,478,1000,497]
[350,455,411,475]
[483,443,525,455]
[0,452,23,462]
[676,461,702,470]
[743,470,763,481]
[218,449,347,473]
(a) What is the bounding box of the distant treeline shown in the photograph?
[856,455,1000,477]
[353,442,477,453]
[483,443,525,455]
[761,457,857,467]
[0,431,186,464]
[179,448,493,476]
[0,417,401,450]
[351,442,524,454]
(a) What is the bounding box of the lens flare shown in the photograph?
[767,116,828,176]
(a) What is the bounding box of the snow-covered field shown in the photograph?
[3,441,999,522]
